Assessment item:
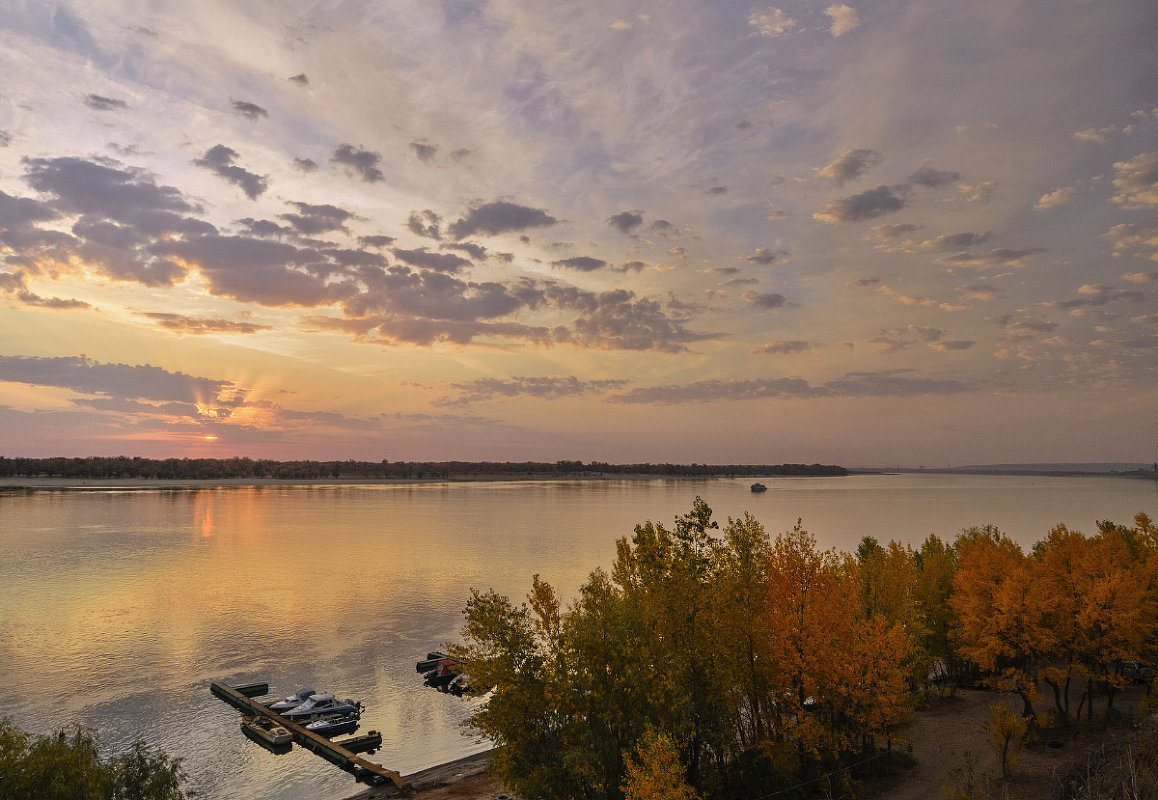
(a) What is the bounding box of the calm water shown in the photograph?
[1,474,1155,799]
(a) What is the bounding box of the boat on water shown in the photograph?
[306,712,361,738]
[266,688,316,712]
[241,715,292,746]
[416,651,450,673]
[750,482,768,492]
[281,694,361,721]
[422,658,460,690]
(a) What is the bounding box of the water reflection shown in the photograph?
[0,475,1154,799]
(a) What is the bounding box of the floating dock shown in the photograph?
[210,681,409,790]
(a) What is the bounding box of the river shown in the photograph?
[1,473,1154,799]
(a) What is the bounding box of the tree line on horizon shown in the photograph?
[0,456,847,481]
[452,501,1158,800]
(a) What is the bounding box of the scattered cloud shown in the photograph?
[410,140,439,163]
[607,210,644,234]
[814,184,910,223]
[1111,152,1158,208]
[292,157,318,172]
[1035,187,1077,210]
[553,256,608,272]
[332,144,384,182]
[392,246,472,273]
[1104,223,1158,263]
[937,248,1045,269]
[749,8,796,37]
[84,94,127,111]
[818,148,882,185]
[231,100,268,120]
[279,201,354,235]
[751,340,811,355]
[745,247,791,266]
[407,209,444,240]
[193,145,268,200]
[434,375,629,407]
[825,5,860,37]
[742,291,788,309]
[289,73,309,86]
[135,312,271,335]
[448,200,558,239]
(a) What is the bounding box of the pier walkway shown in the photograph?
[210,681,410,790]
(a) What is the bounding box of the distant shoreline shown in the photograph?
[0,473,827,490]
[1,469,1154,492]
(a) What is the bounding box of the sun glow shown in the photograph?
[203,435,218,440]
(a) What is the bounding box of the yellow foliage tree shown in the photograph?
[622,728,700,800]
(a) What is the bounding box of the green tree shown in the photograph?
[0,719,187,800]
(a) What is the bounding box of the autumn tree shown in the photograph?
[951,526,1053,730]
[984,704,1027,780]
[622,728,700,800]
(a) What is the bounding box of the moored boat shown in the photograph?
[241,715,292,746]
[416,651,450,673]
[750,482,768,492]
[306,712,361,738]
[281,693,361,721]
[266,688,316,712]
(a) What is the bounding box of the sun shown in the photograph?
[203,435,219,441]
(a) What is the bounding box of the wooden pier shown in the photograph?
[210,681,410,790]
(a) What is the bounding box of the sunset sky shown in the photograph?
[1,0,1155,466]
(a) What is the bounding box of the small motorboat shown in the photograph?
[266,688,317,712]
[281,693,361,721]
[423,658,460,690]
[306,711,361,738]
[750,482,768,492]
[241,715,293,746]
[416,651,450,673]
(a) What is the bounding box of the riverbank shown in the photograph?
[343,687,1157,800]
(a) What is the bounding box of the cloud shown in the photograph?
[443,242,487,260]
[937,248,1045,268]
[846,276,881,288]
[959,284,999,300]
[929,340,975,351]
[745,247,791,266]
[392,246,472,273]
[1111,152,1158,208]
[193,145,268,199]
[705,186,728,195]
[410,141,439,163]
[0,355,239,407]
[907,166,962,188]
[23,156,202,224]
[0,131,11,147]
[607,210,644,234]
[552,256,608,272]
[84,94,127,111]
[292,157,318,172]
[610,377,823,404]
[1104,224,1158,262]
[277,201,355,235]
[332,144,384,182]
[749,8,796,36]
[814,184,910,223]
[448,200,558,239]
[607,370,973,404]
[434,375,629,407]
[825,5,860,37]
[1005,320,1058,337]
[231,100,268,120]
[751,341,811,355]
[0,271,90,310]
[818,148,882,184]
[407,209,443,240]
[358,234,397,248]
[157,235,354,306]
[1073,126,1118,143]
[135,312,272,335]
[918,231,993,251]
[1035,187,1077,209]
[289,73,309,86]
[1044,284,1146,310]
[743,291,788,309]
